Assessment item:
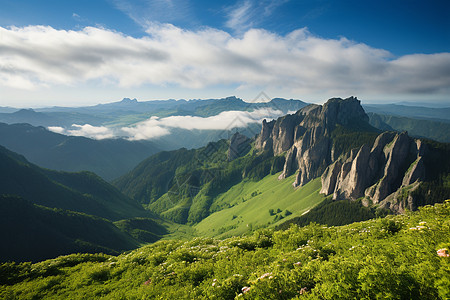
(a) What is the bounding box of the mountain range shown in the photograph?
[0,96,449,264]
[113,97,449,235]
[0,97,308,180]
[1,97,448,185]
[0,96,308,128]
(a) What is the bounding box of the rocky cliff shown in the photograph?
[255,96,439,212]
[228,132,251,161]
[256,96,370,187]
[320,131,426,211]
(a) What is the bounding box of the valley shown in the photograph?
[0,96,449,298]
[2,1,449,297]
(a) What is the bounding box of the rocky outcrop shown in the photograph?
[332,144,371,200]
[228,132,251,161]
[293,127,330,187]
[256,96,368,187]
[278,146,297,180]
[255,119,275,151]
[271,114,304,155]
[320,97,369,130]
[254,95,434,213]
[320,131,426,210]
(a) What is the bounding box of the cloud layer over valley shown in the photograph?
[1,24,449,99]
[47,108,287,140]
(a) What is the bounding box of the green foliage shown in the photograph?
[278,198,377,229]
[2,201,449,299]
[0,195,140,262]
[0,145,150,221]
[330,124,379,158]
[114,217,168,244]
[368,112,450,143]
[116,140,294,225]
[195,175,324,238]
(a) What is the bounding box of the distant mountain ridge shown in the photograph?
[0,96,308,127]
[35,96,307,115]
[0,97,308,180]
[363,103,450,122]
[0,123,160,181]
[368,112,450,143]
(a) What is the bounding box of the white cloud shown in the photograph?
[110,0,191,28]
[48,124,115,139]
[47,108,286,140]
[0,24,449,97]
[121,108,286,140]
[225,1,254,32]
[120,116,171,140]
[47,126,65,134]
[225,0,290,33]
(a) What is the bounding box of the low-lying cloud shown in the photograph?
[48,124,115,140]
[47,108,287,140]
[1,24,449,97]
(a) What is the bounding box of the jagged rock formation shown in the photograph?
[228,132,251,161]
[255,96,437,213]
[320,131,426,210]
[256,96,369,187]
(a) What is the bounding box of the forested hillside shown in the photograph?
[0,195,140,262]
[0,145,148,220]
[0,145,168,262]
[368,112,450,143]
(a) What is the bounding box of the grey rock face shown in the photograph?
[255,119,274,151]
[294,129,330,187]
[271,114,303,155]
[256,96,431,213]
[320,130,427,211]
[228,132,251,161]
[321,96,369,130]
[256,96,370,188]
[333,144,371,200]
[278,146,297,180]
[320,160,342,195]
[372,132,412,202]
[255,96,431,213]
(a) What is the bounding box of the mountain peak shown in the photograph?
[321,96,368,127]
[120,98,138,104]
[13,108,37,115]
[222,96,244,103]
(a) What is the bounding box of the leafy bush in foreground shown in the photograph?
[1,201,449,299]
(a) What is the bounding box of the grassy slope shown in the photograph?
[195,173,325,238]
[2,201,449,299]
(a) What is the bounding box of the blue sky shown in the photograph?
[0,0,449,107]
